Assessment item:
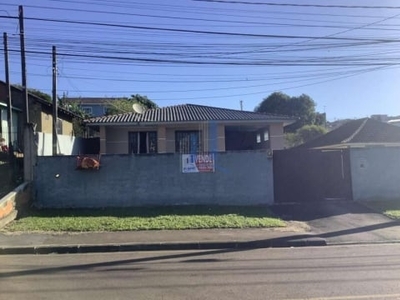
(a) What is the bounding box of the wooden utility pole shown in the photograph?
[3,32,14,159]
[18,5,29,124]
[52,45,58,156]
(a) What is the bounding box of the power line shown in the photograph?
[6,48,400,66]
[0,15,397,42]
[194,0,400,10]
[3,2,398,25]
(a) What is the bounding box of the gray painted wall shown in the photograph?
[34,151,273,208]
[350,147,400,201]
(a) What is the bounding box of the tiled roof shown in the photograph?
[300,118,400,149]
[86,104,294,125]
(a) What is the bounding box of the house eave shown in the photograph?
[86,118,295,127]
[0,102,22,112]
[312,142,400,150]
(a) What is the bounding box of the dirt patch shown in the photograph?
[275,221,311,232]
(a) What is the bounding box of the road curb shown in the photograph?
[0,238,327,255]
[327,240,400,246]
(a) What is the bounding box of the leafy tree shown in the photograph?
[297,125,327,142]
[29,88,52,102]
[13,85,52,102]
[286,125,327,148]
[315,112,327,127]
[131,94,158,109]
[285,132,302,148]
[255,92,318,132]
[105,94,158,115]
[58,96,90,137]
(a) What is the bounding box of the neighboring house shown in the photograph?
[298,117,400,149]
[371,114,400,127]
[387,119,400,127]
[0,99,19,150]
[85,104,295,155]
[274,118,400,203]
[66,97,116,117]
[0,80,79,149]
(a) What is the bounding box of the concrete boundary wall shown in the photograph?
[350,147,400,201]
[0,182,31,228]
[37,133,83,156]
[34,151,274,208]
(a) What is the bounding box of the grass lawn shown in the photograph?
[4,206,285,232]
[364,200,400,220]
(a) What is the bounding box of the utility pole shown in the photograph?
[240,100,243,111]
[18,5,29,124]
[3,32,14,160]
[19,5,35,182]
[52,45,58,156]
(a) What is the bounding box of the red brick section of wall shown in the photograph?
[0,199,14,219]
[0,182,30,228]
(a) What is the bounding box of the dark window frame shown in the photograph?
[175,130,202,154]
[128,131,158,154]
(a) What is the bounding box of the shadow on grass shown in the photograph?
[16,205,277,219]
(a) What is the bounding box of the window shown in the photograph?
[264,130,269,141]
[256,133,261,143]
[129,131,157,154]
[82,107,93,115]
[56,118,63,135]
[175,131,202,153]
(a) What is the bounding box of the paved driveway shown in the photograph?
[270,201,400,244]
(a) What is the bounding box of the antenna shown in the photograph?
[132,103,145,114]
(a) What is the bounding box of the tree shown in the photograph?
[255,92,318,132]
[286,125,327,148]
[297,125,327,142]
[131,94,158,110]
[105,94,158,115]
[13,85,52,102]
[58,95,90,137]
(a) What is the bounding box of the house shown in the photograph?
[33,104,295,208]
[85,104,295,155]
[388,119,400,127]
[65,97,116,117]
[298,117,400,149]
[0,80,80,149]
[0,95,19,150]
[274,118,400,203]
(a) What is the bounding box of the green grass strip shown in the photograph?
[5,206,285,232]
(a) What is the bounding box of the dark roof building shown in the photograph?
[299,118,400,149]
[86,104,294,125]
[85,103,295,154]
[66,97,120,117]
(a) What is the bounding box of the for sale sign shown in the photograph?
[182,153,215,173]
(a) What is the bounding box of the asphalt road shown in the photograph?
[2,244,400,300]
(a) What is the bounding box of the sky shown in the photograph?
[1,0,400,121]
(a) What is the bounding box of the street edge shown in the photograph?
[0,238,327,255]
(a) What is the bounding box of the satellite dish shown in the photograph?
[132,103,145,114]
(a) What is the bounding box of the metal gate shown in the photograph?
[273,148,353,203]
